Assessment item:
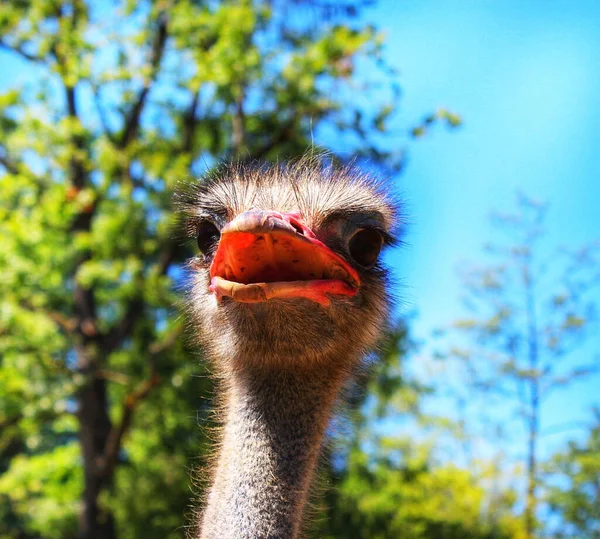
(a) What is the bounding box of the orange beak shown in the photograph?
[209,211,360,306]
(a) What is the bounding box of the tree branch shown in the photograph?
[103,242,176,353]
[541,421,590,437]
[118,13,168,149]
[0,40,45,64]
[20,300,78,334]
[91,83,115,142]
[247,125,295,161]
[232,90,246,158]
[156,241,176,276]
[0,413,22,431]
[96,369,131,385]
[97,320,183,479]
[148,324,183,356]
[182,90,200,153]
[0,154,19,175]
[98,371,160,480]
[0,407,72,433]
[47,11,100,339]
[103,298,144,354]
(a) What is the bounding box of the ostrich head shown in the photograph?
[178,158,398,373]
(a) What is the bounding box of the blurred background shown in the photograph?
[0,1,599,538]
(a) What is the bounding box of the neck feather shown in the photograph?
[199,364,345,538]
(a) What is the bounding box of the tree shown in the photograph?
[545,412,600,538]
[311,324,527,539]
[440,194,600,538]
[0,1,399,537]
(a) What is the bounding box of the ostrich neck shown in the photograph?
[199,364,344,539]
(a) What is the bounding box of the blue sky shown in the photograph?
[356,0,600,456]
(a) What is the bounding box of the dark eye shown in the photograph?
[348,228,384,269]
[196,221,220,254]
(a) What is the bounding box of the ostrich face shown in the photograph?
[179,161,398,369]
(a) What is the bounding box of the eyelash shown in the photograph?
[373,228,395,246]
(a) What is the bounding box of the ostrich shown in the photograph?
[177,158,398,538]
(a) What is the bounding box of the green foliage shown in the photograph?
[411,108,462,138]
[0,1,398,537]
[545,414,600,538]
[320,441,525,539]
[311,324,526,539]
[0,443,81,539]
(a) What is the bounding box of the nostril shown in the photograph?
[286,216,318,239]
[289,219,305,236]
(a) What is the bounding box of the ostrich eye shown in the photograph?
[196,221,220,254]
[348,228,384,269]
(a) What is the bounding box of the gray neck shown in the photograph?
[199,365,344,539]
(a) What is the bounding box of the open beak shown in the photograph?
[209,211,360,306]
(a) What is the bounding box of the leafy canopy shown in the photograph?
[0,1,397,537]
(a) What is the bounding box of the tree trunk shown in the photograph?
[76,348,117,539]
[525,396,538,539]
[524,261,540,539]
